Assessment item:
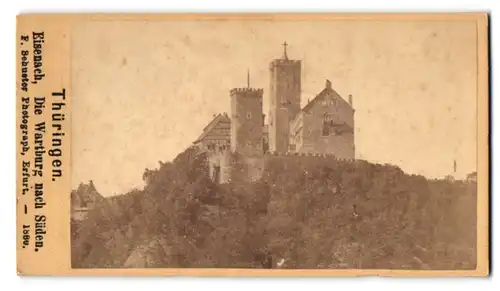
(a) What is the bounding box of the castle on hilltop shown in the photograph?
[193,43,355,183]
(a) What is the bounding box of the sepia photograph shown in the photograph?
[67,17,484,271]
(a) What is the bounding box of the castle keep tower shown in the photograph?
[268,42,301,153]
[230,87,264,156]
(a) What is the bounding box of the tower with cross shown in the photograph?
[268,42,302,153]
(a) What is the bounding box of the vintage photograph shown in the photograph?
[69,18,480,270]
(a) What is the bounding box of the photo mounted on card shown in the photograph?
[16,13,489,276]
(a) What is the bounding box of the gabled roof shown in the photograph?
[302,81,353,113]
[193,113,231,144]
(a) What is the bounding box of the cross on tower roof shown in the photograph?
[282,41,288,60]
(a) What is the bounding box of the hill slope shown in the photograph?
[71,147,476,269]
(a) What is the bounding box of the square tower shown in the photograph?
[268,42,301,153]
[230,87,264,156]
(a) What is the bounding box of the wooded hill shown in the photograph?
[71,147,476,270]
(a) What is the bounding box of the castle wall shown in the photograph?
[261,152,357,182]
[207,150,232,184]
[268,59,301,153]
[223,151,356,185]
[243,156,265,182]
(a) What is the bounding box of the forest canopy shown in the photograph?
[71,146,477,270]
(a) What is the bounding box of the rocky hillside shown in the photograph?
[71,147,477,270]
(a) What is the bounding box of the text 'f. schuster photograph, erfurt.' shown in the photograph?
[70,20,478,270]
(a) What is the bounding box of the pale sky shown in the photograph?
[71,19,478,196]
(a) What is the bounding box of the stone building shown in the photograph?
[193,43,356,183]
[70,180,103,221]
[289,80,355,159]
[193,113,231,151]
[192,113,231,183]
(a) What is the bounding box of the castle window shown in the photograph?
[246,112,252,120]
[322,99,336,107]
[322,113,335,136]
[322,125,329,136]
